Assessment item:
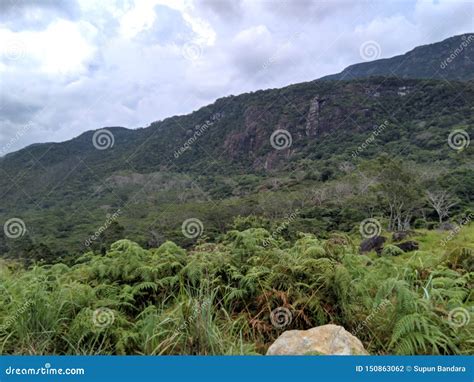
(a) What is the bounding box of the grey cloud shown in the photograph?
[0,95,42,124]
[197,0,243,19]
[136,4,192,45]
[0,0,80,31]
[262,0,362,21]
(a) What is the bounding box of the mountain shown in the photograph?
[0,35,473,261]
[322,34,474,81]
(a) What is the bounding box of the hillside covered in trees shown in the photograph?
[0,74,473,261]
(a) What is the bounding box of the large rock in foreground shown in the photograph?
[266,324,368,355]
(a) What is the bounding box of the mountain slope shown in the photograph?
[0,35,473,260]
[322,34,474,81]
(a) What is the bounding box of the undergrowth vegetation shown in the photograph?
[0,225,472,355]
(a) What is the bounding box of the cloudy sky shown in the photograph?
[0,0,472,155]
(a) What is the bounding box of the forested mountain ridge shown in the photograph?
[322,33,474,81]
[0,35,473,260]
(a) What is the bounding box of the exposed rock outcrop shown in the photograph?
[395,241,419,252]
[266,324,368,355]
[360,235,386,254]
[438,221,457,231]
[223,106,294,171]
[305,96,326,136]
[392,231,411,242]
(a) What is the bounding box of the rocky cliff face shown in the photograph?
[305,96,327,137]
[224,105,269,158]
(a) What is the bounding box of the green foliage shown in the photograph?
[1,225,472,355]
[381,245,405,257]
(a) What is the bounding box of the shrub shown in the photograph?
[413,218,427,229]
[381,244,405,257]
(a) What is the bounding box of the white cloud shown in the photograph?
[0,19,96,75]
[119,0,159,38]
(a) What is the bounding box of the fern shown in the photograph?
[389,312,454,355]
[1,229,472,355]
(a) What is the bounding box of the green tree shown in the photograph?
[369,157,423,231]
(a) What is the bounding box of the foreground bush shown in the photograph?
[0,227,472,355]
